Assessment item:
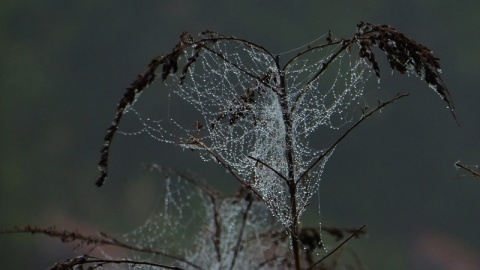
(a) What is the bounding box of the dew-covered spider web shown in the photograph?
[97,24,456,269]
[117,32,374,228]
[118,164,291,270]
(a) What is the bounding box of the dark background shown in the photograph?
[1,1,479,269]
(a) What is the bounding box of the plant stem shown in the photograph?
[278,64,301,270]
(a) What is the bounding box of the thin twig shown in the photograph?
[52,255,185,270]
[305,40,351,87]
[297,93,409,185]
[210,195,223,263]
[306,224,367,270]
[282,40,344,70]
[291,39,353,110]
[247,155,288,182]
[1,226,204,270]
[455,162,480,178]
[96,56,165,187]
[228,194,254,270]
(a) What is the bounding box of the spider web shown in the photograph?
[119,164,289,270]
[95,24,456,270]
[119,34,374,227]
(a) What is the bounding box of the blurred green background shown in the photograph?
[1,1,479,269]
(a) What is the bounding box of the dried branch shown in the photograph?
[455,162,480,178]
[228,194,254,270]
[96,55,165,187]
[306,224,367,270]
[290,40,352,114]
[282,39,344,70]
[211,195,223,263]
[297,93,409,185]
[247,155,288,183]
[305,40,352,87]
[50,255,185,270]
[321,225,368,241]
[355,22,458,125]
[1,226,203,270]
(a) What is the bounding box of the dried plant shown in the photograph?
[2,22,456,269]
[94,22,454,269]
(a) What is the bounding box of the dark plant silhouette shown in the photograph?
[1,22,456,269]
[2,165,367,269]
